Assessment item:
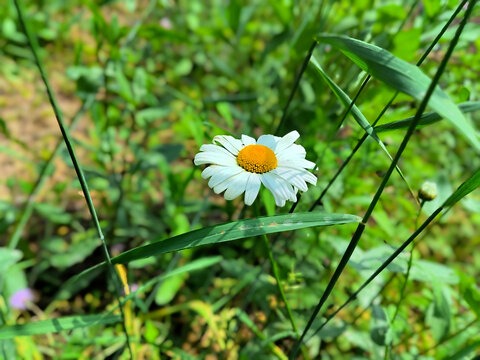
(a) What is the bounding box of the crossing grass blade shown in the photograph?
[316,34,480,152]
[0,314,121,339]
[56,212,361,299]
[375,101,480,133]
[310,56,415,197]
[112,212,361,264]
[309,167,480,338]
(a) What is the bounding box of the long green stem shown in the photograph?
[290,1,475,357]
[13,1,133,357]
[384,200,424,359]
[275,41,317,135]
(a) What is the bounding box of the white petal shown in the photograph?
[201,165,220,179]
[244,173,261,206]
[275,143,306,157]
[208,166,244,188]
[275,131,300,153]
[199,144,237,158]
[223,172,250,200]
[274,168,308,192]
[277,155,316,170]
[277,166,317,186]
[256,134,277,151]
[241,134,256,146]
[194,151,237,167]
[213,135,243,155]
[213,176,234,194]
[261,172,295,207]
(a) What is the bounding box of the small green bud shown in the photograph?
[418,181,437,201]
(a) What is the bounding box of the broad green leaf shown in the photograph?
[375,101,480,133]
[112,212,361,264]
[445,341,480,360]
[0,314,120,339]
[427,281,451,342]
[0,248,22,274]
[370,305,392,346]
[459,274,480,318]
[316,34,480,152]
[155,272,188,305]
[310,56,413,196]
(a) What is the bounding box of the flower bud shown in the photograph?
[418,181,437,201]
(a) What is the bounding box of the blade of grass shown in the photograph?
[310,57,415,199]
[275,41,317,135]
[290,2,476,356]
[113,212,361,264]
[309,166,480,340]
[315,33,480,152]
[375,101,480,133]
[309,0,470,210]
[13,1,132,356]
[57,212,361,297]
[0,313,121,339]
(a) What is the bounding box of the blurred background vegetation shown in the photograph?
[1,0,480,358]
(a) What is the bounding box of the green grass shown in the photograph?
[1,0,480,359]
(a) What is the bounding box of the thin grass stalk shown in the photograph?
[384,201,425,358]
[419,317,478,355]
[290,2,475,356]
[307,207,442,343]
[7,96,94,250]
[310,198,452,339]
[13,1,133,357]
[309,0,468,210]
[275,41,317,135]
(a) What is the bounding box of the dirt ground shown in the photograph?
[0,61,83,202]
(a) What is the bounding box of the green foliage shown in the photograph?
[1,0,479,358]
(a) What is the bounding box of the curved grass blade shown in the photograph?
[0,314,121,339]
[113,212,361,264]
[316,34,480,152]
[56,212,360,297]
[375,101,480,133]
[309,166,480,339]
[310,56,415,197]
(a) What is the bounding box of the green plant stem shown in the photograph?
[390,201,424,322]
[275,41,317,135]
[13,1,133,357]
[308,207,442,343]
[419,317,478,355]
[290,1,475,356]
[262,234,298,333]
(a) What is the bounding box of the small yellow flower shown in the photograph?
[194,131,317,207]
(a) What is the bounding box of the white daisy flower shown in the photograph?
[194,131,317,207]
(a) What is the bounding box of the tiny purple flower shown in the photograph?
[160,18,172,30]
[9,288,34,310]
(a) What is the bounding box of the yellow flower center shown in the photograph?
[237,144,277,174]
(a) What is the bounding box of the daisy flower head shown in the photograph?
[194,131,317,207]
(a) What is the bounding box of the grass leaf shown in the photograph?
[113,212,361,264]
[375,101,480,133]
[310,56,414,196]
[0,314,121,339]
[316,34,480,152]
